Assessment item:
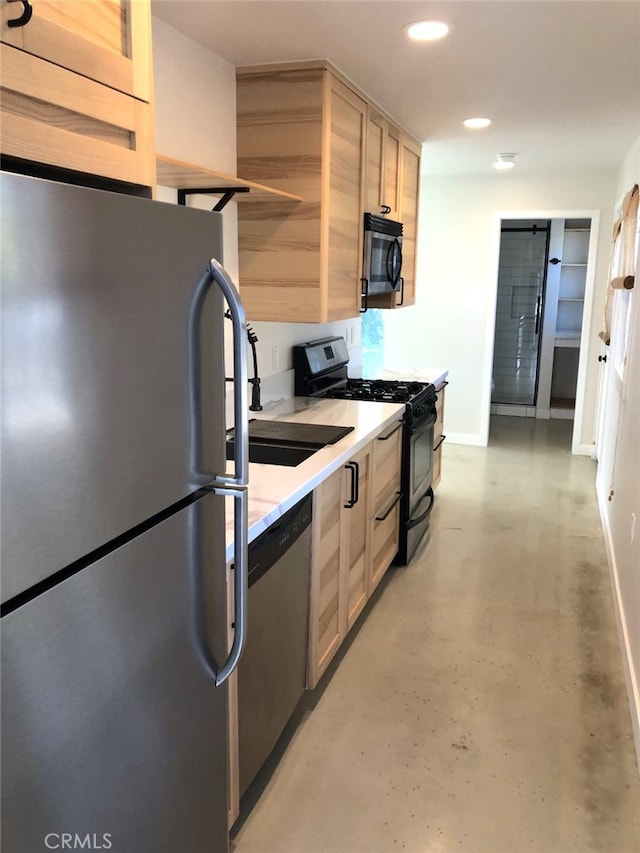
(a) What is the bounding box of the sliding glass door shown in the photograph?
[491,220,550,406]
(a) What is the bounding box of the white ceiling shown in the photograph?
[152,0,640,178]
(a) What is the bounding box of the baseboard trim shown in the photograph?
[597,488,640,773]
[572,442,595,457]
[445,432,487,447]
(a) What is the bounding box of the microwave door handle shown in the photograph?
[394,239,403,287]
[385,239,395,286]
[387,238,402,289]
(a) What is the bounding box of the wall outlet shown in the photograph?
[271,345,280,371]
[631,512,637,544]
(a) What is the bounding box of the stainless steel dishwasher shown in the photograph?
[237,493,312,797]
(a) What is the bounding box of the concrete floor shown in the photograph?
[231,416,640,853]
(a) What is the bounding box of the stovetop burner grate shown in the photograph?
[326,378,434,405]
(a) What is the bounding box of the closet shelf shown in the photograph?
[555,332,581,348]
[156,155,303,208]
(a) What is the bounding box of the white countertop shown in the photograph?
[224,396,405,559]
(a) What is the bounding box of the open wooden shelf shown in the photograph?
[155,155,303,203]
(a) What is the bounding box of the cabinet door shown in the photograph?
[398,135,421,307]
[365,109,385,213]
[0,0,154,186]
[364,109,401,218]
[1,0,152,101]
[326,74,367,321]
[308,467,344,689]
[433,383,446,489]
[369,419,403,591]
[342,446,370,631]
[384,122,402,218]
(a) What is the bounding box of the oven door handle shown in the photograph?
[406,487,434,529]
[411,410,437,434]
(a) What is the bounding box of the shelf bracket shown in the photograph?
[177,186,250,211]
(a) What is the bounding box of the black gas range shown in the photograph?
[294,336,438,564]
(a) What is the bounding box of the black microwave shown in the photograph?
[362,213,403,301]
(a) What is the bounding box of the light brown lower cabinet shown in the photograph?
[369,418,403,593]
[308,417,403,688]
[433,381,447,489]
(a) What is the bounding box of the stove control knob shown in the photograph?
[414,405,424,418]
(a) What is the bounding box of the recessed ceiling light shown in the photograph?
[463,117,492,129]
[404,20,450,41]
[494,153,516,170]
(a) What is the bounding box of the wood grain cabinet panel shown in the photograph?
[236,62,366,323]
[365,108,401,219]
[433,382,447,490]
[369,418,402,593]
[342,446,370,632]
[1,0,154,187]
[308,466,345,688]
[367,131,421,310]
[308,420,402,688]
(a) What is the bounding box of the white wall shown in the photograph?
[597,135,640,768]
[382,170,617,445]
[152,18,362,404]
[152,16,239,281]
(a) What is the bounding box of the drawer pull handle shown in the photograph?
[377,420,403,441]
[7,0,33,27]
[375,491,402,522]
[344,460,360,508]
[433,434,446,452]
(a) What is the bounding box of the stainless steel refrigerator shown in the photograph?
[0,172,249,852]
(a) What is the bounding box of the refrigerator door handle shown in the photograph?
[191,258,249,488]
[209,258,249,488]
[198,484,249,686]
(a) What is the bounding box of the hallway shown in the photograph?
[232,417,640,853]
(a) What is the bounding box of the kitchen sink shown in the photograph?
[225,440,317,467]
[225,419,355,467]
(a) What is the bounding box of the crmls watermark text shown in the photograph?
[44,834,113,850]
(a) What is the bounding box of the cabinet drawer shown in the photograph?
[371,418,403,512]
[370,489,401,593]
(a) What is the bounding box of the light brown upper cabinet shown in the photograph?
[366,129,421,310]
[1,0,155,187]
[365,108,402,219]
[236,61,367,323]
[397,134,421,308]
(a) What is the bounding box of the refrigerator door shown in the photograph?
[1,490,230,853]
[1,172,226,603]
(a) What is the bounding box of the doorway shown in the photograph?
[491,219,550,412]
[487,210,600,454]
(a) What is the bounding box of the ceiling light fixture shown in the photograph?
[463,117,491,129]
[404,20,450,41]
[494,153,516,170]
